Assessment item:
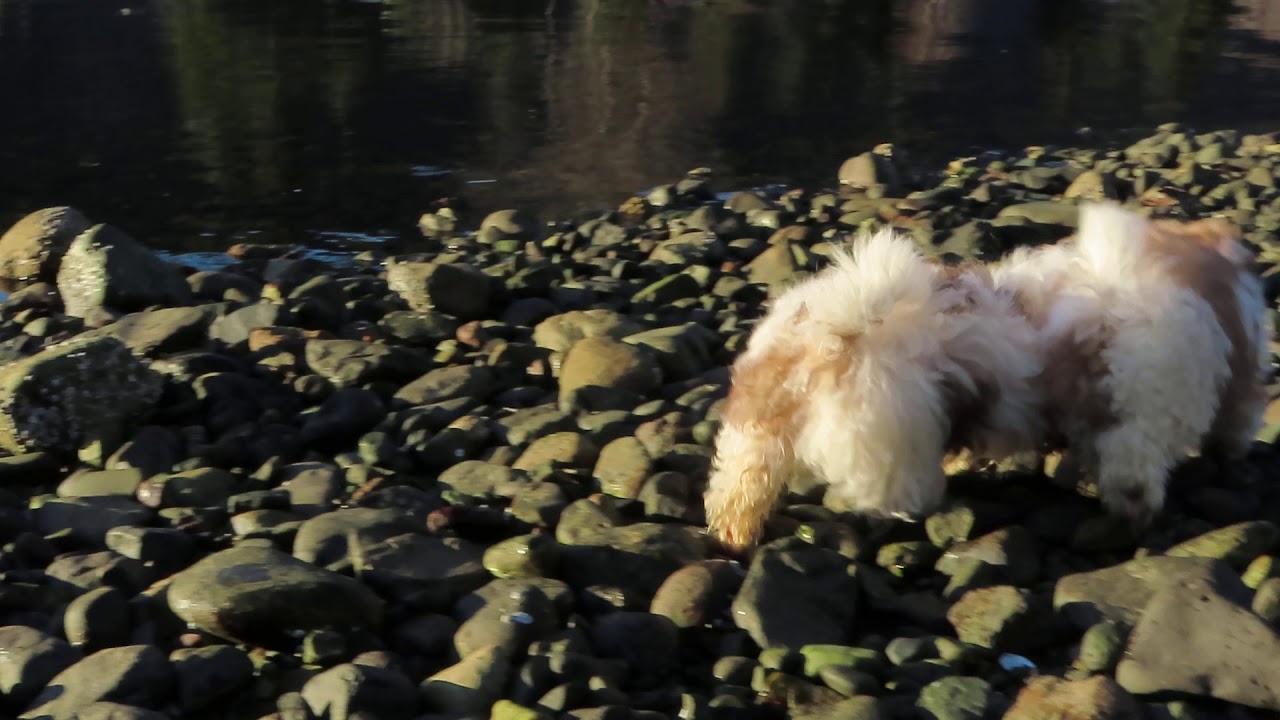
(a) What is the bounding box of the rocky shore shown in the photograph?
[3,124,1280,720]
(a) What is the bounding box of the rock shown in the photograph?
[1063,170,1119,201]
[32,496,153,547]
[84,306,217,357]
[731,540,860,650]
[186,269,261,302]
[279,462,344,518]
[532,310,647,353]
[946,585,1053,652]
[208,303,291,346]
[1075,620,1128,674]
[0,336,163,454]
[419,643,512,715]
[166,544,384,650]
[0,626,81,708]
[106,426,182,478]
[589,612,679,685]
[169,645,255,712]
[44,550,154,593]
[355,533,489,609]
[916,676,991,720]
[745,242,803,289]
[557,336,660,410]
[63,586,130,651]
[292,507,423,566]
[513,432,600,471]
[393,365,495,407]
[378,310,459,346]
[57,468,146,498]
[386,258,493,320]
[1116,576,1280,710]
[1164,521,1279,569]
[138,467,236,508]
[591,437,652,499]
[454,582,559,657]
[1054,556,1250,629]
[301,662,418,720]
[838,152,900,194]
[649,559,742,628]
[624,324,718,382]
[481,209,537,237]
[65,702,169,719]
[995,201,1079,227]
[935,526,1039,586]
[799,645,886,677]
[558,514,706,599]
[1004,676,1142,720]
[19,645,173,720]
[300,387,387,445]
[0,206,92,286]
[438,460,526,500]
[56,224,192,317]
[304,339,426,387]
[483,533,560,579]
[632,273,701,306]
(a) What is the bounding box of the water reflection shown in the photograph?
[0,0,1278,251]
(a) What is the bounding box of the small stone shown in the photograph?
[1254,577,1280,625]
[649,559,742,629]
[419,644,512,715]
[1243,555,1280,589]
[799,645,886,678]
[730,540,859,650]
[593,436,652,499]
[483,533,560,579]
[513,432,600,471]
[1075,620,1128,674]
[557,336,660,410]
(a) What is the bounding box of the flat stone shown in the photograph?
[1054,556,1250,629]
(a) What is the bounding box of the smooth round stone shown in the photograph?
[483,533,560,579]
[166,544,383,650]
[63,586,131,651]
[169,645,255,712]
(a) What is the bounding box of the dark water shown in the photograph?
[2,0,1280,253]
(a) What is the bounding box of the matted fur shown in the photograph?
[992,203,1270,523]
[704,227,1043,549]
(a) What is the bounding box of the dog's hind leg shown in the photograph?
[703,420,792,550]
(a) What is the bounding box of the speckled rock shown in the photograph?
[385,258,493,320]
[0,206,92,286]
[0,336,163,454]
[532,309,647,353]
[56,224,193,317]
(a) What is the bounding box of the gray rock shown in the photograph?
[0,626,81,708]
[64,701,169,720]
[1116,576,1280,711]
[56,224,192,317]
[437,460,526,500]
[0,336,163,455]
[355,533,489,609]
[301,662,419,720]
[378,310,459,346]
[419,643,512,716]
[557,512,706,599]
[279,462,343,518]
[838,152,901,194]
[386,258,493,320]
[82,306,217,357]
[19,645,173,720]
[1164,521,1279,569]
[57,469,146,498]
[137,467,236,508]
[483,533,560,579]
[624,323,718,382]
[1054,556,1251,629]
[304,339,427,387]
[0,206,92,286]
[453,582,559,657]
[532,309,647,353]
[731,540,860,650]
[104,526,195,566]
[62,586,130,651]
[393,365,495,407]
[169,645,255,712]
[945,585,1053,653]
[166,544,384,649]
[208,302,290,346]
[186,269,262,302]
[934,526,1039,586]
[492,404,573,447]
[44,550,154,594]
[590,611,679,685]
[292,507,422,566]
[300,387,386,445]
[512,431,600,471]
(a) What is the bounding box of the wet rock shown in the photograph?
[0,626,81,708]
[1004,676,1142,720]
[0,336,163,454]
[532,309,646,353]
[0,206,92,286]
[169,645,255,712]
[19,645,173,720]
[386,258,493,320]
[558,336,660,410]
[166,544,384,650]
[301,662,418,720]
[1054,556,1250,629]
[731,539,860,650]
[1164,521,1279,569]
[1116,577,1280,711]
[56,224,192,317]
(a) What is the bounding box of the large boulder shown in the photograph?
[56,224,193,317]
[0,336,163,454]
[0,206,91,287]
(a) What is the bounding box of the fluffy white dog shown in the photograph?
[703,204,1270,550]
[992,203,1270,526]
[702,225,1044,550]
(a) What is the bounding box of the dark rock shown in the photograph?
[0,206,92,287]
[731,539,860,650]
[292,507,423,566]
[19,644,174,720]
[301,662,419,720]
[0,625,81,708]
[169,645,255,712]
[62,586,130,651]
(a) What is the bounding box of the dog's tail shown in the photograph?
[1073,202,1152,275]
